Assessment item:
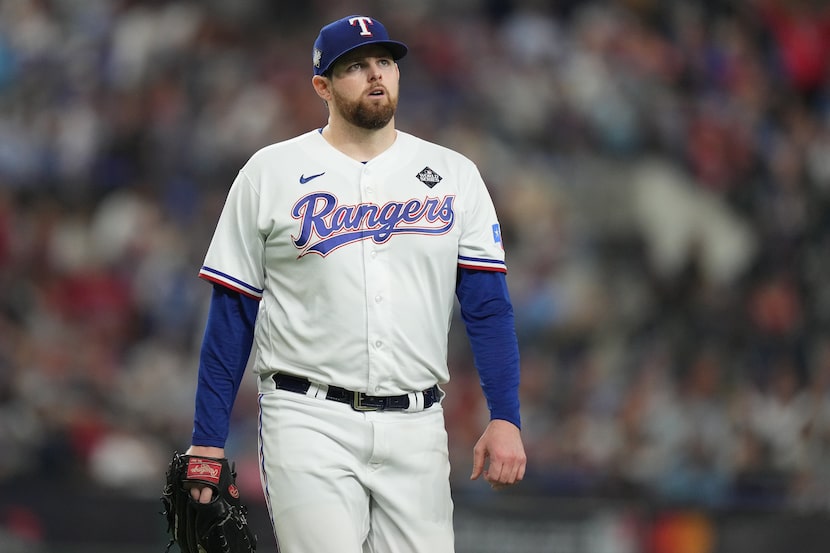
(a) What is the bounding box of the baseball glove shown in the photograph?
[161,452,257,553]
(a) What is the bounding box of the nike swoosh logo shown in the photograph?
[299,172,326,184]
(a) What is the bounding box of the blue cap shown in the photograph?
[313,15,408,76]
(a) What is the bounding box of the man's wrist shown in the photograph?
[186,445,226,458]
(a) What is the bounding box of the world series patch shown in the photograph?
[416,167,442,188]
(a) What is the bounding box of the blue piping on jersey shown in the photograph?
[200,266,264,295]
[458,255,506,268]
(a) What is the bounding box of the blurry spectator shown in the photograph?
[0,506,44,553]
[653,350,732,507]
[754,0,830,99]
[792,342,830,510]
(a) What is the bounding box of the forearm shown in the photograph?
[191,284,258,447]
[456,268,521,428]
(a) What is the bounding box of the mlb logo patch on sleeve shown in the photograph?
[492,224,503,249]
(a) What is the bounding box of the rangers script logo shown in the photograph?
[292,192,455,256]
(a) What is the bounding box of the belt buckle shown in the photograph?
[352,392,380,411]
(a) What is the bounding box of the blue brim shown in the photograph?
[316,40,408,76]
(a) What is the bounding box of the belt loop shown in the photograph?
[262,373,277,392]
[307,381,328,399]
[405,391,423,413]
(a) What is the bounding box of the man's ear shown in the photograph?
[312,75,331,102]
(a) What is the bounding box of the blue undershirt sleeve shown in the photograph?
[192,284,258,447]
[455,268,521,429]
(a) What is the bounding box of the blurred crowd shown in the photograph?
[1,0,830,532]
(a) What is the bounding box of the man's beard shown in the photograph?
[332,88,397,130]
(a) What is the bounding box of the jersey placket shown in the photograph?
[361,165,393,395]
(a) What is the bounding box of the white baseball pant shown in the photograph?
[257,381,455,552]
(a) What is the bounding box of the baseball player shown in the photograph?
[184,14,526,553]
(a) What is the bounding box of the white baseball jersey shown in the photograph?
[199,129,505,395]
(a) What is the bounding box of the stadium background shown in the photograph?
[1,0,830,551]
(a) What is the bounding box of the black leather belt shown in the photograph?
[272,373,439,412]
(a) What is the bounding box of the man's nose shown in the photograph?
[368,61,383,80]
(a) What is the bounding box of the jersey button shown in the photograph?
[370,250,377,258]
[374,295,383,303]
[374,340,383,348]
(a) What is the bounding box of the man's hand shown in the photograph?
[160,450,256,553]
[470,419,526,490]
[185,445,225,503]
